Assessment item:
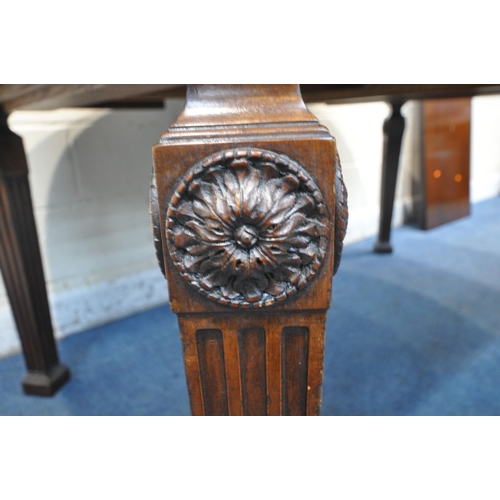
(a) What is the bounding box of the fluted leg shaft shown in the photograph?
[0,108,70,396]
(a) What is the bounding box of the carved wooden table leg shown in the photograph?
[374,101,406,254]
[151,85,347,415]
[0,107,70,396]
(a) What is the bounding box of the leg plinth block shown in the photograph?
[23,364,71,397]
[373,240,394,254]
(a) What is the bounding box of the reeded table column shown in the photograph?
[151,85,348,415]
[0,107,70,396]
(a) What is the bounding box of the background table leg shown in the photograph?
[0,108,70,396]
[374,101,406,254]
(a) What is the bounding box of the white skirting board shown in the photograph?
[0,268,168,359]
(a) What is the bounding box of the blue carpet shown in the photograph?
[1,197,499,415]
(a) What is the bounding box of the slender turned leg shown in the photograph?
[0,107,70,396]
[374,101,406,254]
[151,85,348,415]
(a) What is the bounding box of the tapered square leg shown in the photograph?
[151,85,348,415]
[0,108,70,396]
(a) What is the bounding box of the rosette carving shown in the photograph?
[150,171,165,277]
[334,152,348,276]
[165,149,330,308]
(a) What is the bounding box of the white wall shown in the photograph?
[0,101,186,357]
[1,95,499,358]
[470,96,500,202]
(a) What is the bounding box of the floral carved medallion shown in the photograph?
[165,149,330,308]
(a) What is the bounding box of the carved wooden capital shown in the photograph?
[165,148,329,308]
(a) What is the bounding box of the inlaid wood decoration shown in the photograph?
[151,85,348,416]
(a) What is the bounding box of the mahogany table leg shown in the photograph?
[374,101,406,254]
[0,108,70,396]
[151,85,348,415]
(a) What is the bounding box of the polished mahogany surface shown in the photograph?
[420,98,471,230]
[2,84,500,111]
